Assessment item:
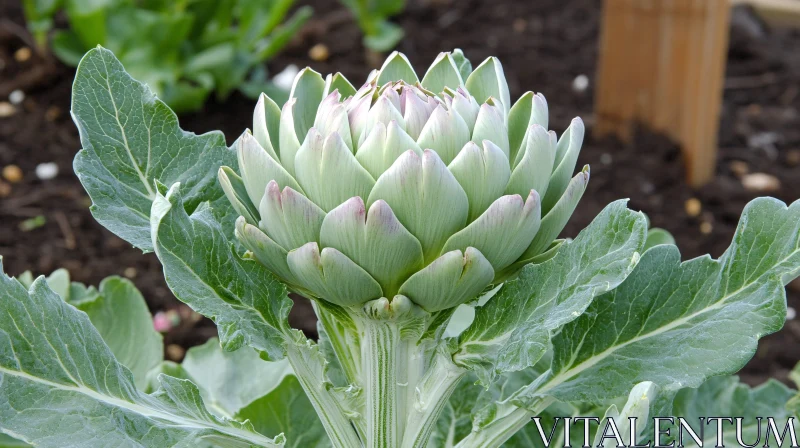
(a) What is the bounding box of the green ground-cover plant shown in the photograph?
[23,0,311,113]
[340,0,405,52]
[0,47,799,447]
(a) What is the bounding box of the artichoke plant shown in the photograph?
[7,45,796,448]
[220,50,588,313]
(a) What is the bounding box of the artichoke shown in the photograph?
[220,50,589,312]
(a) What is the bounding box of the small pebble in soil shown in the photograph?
[0,181,10,198]
[0,102,15,117]
[273,65,299,91]
[572,74,589,93]
[741,172,781,193]
[35,162,58,180]
[787,150,800,166]
[8,90,24,105]
[747,131,779,148]
[728,160,749,177]
[123,267,137,279]
[14,47,31,63]
[2,165,23,183]
[166,344,186,362]
[747,132,780,159]
[309,43,330,62]
[640,181,655,194]
[513,18,527,33]
[788,307,796,321]
[685,198,702,217]
[700,221,713,235]
[45,106,61,121]
[438,10,461,28]
[745,103,761,117]
[600,153,612,165]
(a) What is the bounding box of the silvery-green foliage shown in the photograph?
[151,184,292,361]
[0,46,798,448]
[1,267,327,448]
[529,198,799,404]
[0,262,285,447]
[16,268,162,391]
[73,47,237,251]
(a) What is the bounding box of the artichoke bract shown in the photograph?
[220,50,589,312]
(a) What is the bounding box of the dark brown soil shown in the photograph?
[0,0,798,383]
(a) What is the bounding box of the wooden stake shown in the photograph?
[595,0,731,187]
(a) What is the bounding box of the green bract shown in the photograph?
[221,50,589,312]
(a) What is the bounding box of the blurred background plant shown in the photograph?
[22,0,312,112]
[339,0,404,53]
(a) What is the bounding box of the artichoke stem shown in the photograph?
[361,316,401,448]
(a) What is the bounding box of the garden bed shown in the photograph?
[1,0,798,384]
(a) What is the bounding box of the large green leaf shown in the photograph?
[528,198,800,404]
[76,276,163,391]
[73,47,236,251]
[15,271,162,391]
[0,261,282,447]
[151,183,292,361]
[181,338,293,417]
[454,200,647,385]
[671,376,796,448]
[179,339,329,447]
[237,376,330,448]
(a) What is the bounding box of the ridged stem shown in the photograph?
[362,317,400,448]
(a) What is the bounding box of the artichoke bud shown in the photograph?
[220,50,589,312]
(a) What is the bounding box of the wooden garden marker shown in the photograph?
[594,0,731,187]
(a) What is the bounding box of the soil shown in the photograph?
[1,0,799,385]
